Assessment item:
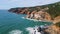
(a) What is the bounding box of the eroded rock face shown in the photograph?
[25,10,52,21]
[44,12,52,21]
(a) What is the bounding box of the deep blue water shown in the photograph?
[0,10,52,34]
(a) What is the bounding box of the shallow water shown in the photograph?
[0,10,52,34]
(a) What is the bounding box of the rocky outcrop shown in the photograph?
[53,16,60,23]
[44,12,52,21]
[25,7,52,21]
[45,25,60,34]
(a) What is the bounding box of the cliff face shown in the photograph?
[44,12,51,21]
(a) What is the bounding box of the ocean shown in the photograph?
[0,10,52,34]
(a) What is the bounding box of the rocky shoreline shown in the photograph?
[8,7,60,23]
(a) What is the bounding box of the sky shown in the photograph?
[0,0,60,9]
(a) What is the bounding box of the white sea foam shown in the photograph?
[22,17,25,19]
[26,27,34,34]
[21,17,41,22]
[26,26,41,34]
[9,30,22,34]
[22,17,52,22]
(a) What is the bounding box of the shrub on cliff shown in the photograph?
[55,22,60,27]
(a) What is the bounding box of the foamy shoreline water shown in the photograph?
[22,17,52,22]
[9,30,22,34]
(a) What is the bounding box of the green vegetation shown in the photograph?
[45,2,60,19]
[55,22,60,27]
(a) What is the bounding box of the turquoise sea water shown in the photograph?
[0,10,52,34]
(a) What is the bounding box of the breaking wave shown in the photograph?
[21,17,42,22]
[9,30,22,34]
[26,26,42,34]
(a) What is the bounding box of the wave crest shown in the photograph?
[9,30,22,34]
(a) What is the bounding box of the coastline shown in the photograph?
[22,17,53,23]
[8,2,60,34]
